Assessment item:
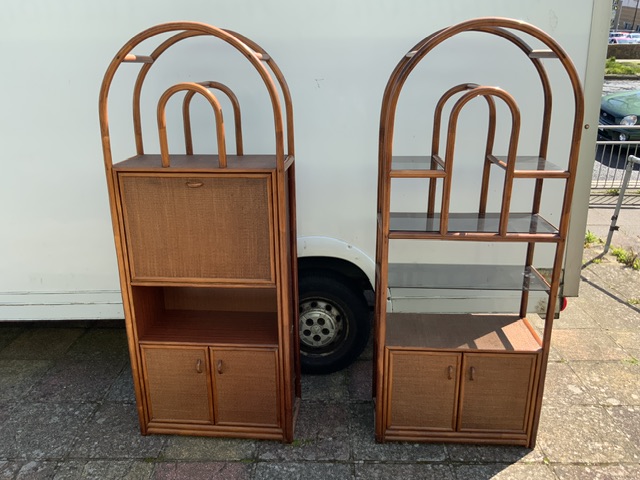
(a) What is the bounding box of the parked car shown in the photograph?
[599,89,640,141]
[627,32,640,43]
[609,31,633,44]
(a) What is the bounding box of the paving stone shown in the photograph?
[537,405,639,463]
[551,302,601,329]
[0,328,85,360]
[570,361,640,406]
[53,460,154,480]
[606,406,640,446]
[355,463,454,479]
[162,436,256,461]
[574,280,640,331]
[0,461,21,479]
[347,360,372,403]
[453,463,555,480]
[608,330,640,359]
[257,401,350,461]
[0,402,96,460]
[0,326,23,352]
[104,366,137,403]
[0,359,52,402]
[301,370,348,402]
[29,355,125,403]
[153,462,252,480]
[14,460,58,479]
[550,330,629,361]
[253,462,352,480]
[541,362,597,406]
[445,443,544,463]
[553,464,640,479]
[70,403,166,460]
[64,327,129,363]
[349,403,446,462]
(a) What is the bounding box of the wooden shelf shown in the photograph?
[387,264,550,292]
[138,309,279,346]
[385,313,542,352]
[387,212,559,239]
[114,154,294,173]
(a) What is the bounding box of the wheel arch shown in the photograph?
[296,236,375,293]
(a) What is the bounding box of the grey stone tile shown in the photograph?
[0,326,23,352]
[0,402,96,460]
[301,370,348,402]
[64,327,129,363]
[29,356,126,403]
[153,462,252,480]
[551,302,601,329]
[454,463,556,480]
[53,460,154,480]
[347,360,372,403]
[162,436,256,461]
[0,359,52,402]
[554,464,640,479]
[355,463,454,479]
[606,405,640,446]
[253,462,352,480]
[104,366,137,404]
[570,361,640,406]
[70,403,166,459]
[257,401,350,461]
[537,405,639,463]
[0,461,21,479]
[445,443,544,463]
[0,328,85,360]
[349,403,446,462]
[550,329,629,361]
[14,460,57,479]
[542,362,597,406]
[575,280,640,331]
[609,330,640,358]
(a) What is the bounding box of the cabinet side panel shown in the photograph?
[212,349,279,427]
[459,353,536,432]
[387,350,459,430]
[119,175,273,282]
[141,346,213,424]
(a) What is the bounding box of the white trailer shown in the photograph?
[0,1,611,373]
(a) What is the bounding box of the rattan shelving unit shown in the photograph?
[374,18,584,446]
[99,22,299,442]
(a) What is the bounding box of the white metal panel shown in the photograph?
[0,0,602,319]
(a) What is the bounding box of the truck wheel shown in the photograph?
[298,272,370,374]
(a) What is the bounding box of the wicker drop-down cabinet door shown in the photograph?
[99,23,300,442]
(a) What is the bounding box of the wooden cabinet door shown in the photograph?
[119,174,273,283]
[387,350,460,430]
[458,353,536,433]
[212,348,279,427]
[141,346,213,424]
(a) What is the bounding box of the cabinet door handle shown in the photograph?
[195,359,203,374]
[186,181,204,188]
[469,366,476,381]
[448,365,454,380]
[217,360,223,374]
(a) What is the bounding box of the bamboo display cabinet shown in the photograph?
[99,22,300,442]
[374,18,584,446]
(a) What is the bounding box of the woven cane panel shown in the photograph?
[388,350,458,430]
[459,353,535,432]
[142,346,213,423]
[213,349,279,427]
[120,174,272,282]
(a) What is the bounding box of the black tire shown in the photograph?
[298,272,370,374]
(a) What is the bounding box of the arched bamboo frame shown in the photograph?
[182,81,243,157]
[157,82,228,168]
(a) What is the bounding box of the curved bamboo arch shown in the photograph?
[157,83,227,168]
[378,17,583,183]
[182,81,243,156]
[99,21,293,171]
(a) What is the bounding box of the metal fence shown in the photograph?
[591,125,640,207]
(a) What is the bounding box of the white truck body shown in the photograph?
[0,1,609,323]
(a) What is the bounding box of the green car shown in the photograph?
[599,90,640,142]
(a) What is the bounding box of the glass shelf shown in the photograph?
[387,263,550,291]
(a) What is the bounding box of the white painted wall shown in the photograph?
[0,0,606,320]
